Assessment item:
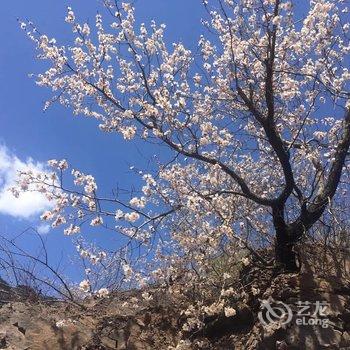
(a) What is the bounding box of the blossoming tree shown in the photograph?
[16,0,350,279]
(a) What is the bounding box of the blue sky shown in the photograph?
[0,0,205,282]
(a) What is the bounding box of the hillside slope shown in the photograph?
[1,245,350,349]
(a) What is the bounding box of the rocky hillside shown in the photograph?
[1,245,350,349]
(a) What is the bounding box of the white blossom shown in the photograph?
[79,279,90,292]
[224,307,237,317]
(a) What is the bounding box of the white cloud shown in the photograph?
[0,145,52,219]
[36,223,51,235]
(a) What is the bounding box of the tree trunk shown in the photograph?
[275,230,298,272]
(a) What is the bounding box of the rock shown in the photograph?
[1,251,350,350]
[115,329,127,350]
[0,331,7,349]
[340,331,350,347]
[276,340,288,349]
[101,335,117,349]
[0,325,28,350]
[203,303,254,338]
[286,325,342,349]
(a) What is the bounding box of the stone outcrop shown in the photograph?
[1,245,350,349]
